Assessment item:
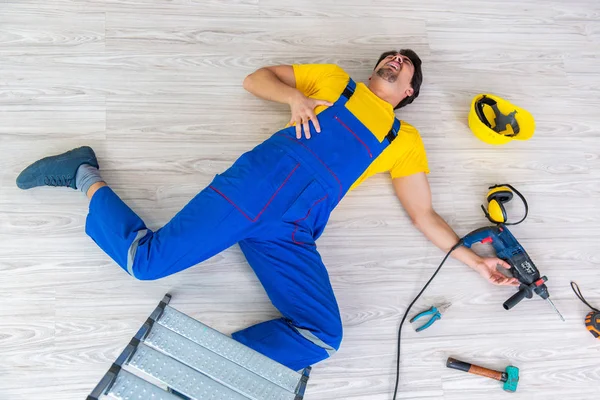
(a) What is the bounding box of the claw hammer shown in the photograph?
[446,357,519,392]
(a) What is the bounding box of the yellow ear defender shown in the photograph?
[481,184,529,225]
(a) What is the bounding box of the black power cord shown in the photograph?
[392,240,464,400]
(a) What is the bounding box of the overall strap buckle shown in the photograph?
[386,118,401,144]
[338,78,357,104]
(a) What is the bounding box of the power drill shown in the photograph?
[462,224,565,321]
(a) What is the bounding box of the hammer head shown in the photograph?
[503,366,519,392]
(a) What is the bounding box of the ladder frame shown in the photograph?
[87,294,311,400]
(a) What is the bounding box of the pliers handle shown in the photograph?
[410,306,442,332]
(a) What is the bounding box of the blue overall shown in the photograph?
[85,79,401,371]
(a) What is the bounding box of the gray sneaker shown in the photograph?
[16,146,99,190]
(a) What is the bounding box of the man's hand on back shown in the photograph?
[288,92,332,139]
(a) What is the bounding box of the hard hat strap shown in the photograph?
[475,95,521,136]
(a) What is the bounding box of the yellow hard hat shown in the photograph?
[468,94,535,145]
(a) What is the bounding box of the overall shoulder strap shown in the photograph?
[335,78,356,106]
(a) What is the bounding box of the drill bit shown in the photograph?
[547,298,565,322]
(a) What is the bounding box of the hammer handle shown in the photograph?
[447,358,506,382]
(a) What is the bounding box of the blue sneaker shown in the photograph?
[16,146,99,190]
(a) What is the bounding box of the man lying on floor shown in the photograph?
[16,49,518,371]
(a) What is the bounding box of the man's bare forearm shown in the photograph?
[414,211,483,269]
[243,68,302,105]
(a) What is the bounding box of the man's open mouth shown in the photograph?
[386,61,401,71]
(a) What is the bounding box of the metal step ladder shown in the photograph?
[88,294,311,400]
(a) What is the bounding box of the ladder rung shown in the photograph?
[128,344,248,400]
[145,323,297,400]
[106,370,180,400]
[157,306,301,393]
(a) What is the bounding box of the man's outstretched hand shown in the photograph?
[474,258,520,286]
[288,92,333,139]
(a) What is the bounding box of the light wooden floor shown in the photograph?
[1,1,599,399]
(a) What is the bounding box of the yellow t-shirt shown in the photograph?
[292,64,429,190]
